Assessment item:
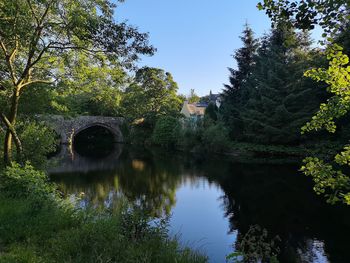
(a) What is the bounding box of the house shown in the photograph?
[180,91,222,120]
[180,101,206,120]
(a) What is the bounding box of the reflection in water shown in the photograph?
[49,146,350,263]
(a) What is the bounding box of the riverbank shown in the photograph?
[0,163,207,263]
[163,140,343,166]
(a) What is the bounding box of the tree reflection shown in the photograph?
[52,147,195,217]
[50,148,350,263]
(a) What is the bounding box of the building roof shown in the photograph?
[186,102,206,116]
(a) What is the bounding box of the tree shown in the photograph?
[221,23,259,139]
[301,45,350,204]
[258,0,349,36]
[0,0,155,164]
[52,51,127,116]
[204,102,218,122]
[187,89,200,104]
[223,23,259,98]
[152,116,181,148]
[239,28,324,145]
[122,67,182,124]
[259,0,350,204]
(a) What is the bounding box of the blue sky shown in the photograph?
[114,1,275,96]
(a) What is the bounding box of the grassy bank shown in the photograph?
[0,163,207,263]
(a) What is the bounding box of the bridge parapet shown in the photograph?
[36,115,124,144]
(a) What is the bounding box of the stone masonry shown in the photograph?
[37,115,124,144]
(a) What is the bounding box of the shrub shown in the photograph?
[0,120,58,167]
[152,116,181,148]
[202,123,231,153]
[129,118,154,145]
[17,120,58,167]
[177,119,203,151]
[0,162,56,200]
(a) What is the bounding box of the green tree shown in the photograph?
[258,0,349,36]
[223,23,259,98]
[187,89,200,104]
[239,28,323,145]
[152,116,181,148]
[301,45,350,204]
[260,0,350,204]
[221,23,259,139]
[204,102,218,122]
[52,51,127,116]
[122,67,182,124]
[202,123,230,153]
[0,0,154,164]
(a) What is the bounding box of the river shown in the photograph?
[48,143,350,263]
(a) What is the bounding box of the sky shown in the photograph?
[113,1,275,96]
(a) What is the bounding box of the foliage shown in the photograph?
[18,120,58,167]
[221,23,259,139]
[235,28,324,145]
[301,45,350,134]
[122,67,182,124]
[300,45,350,205]
[223,23,259,97]
[301,157,350,204]
[187,89,200,104]
[0,162,57,200]
[202,123,230,153]
[257,0,349,36]
[177,119,203,151]
[0,120,57,168]
[257,0,350,205]
[129,120,155,145]
[0,164,207,263]
[52,52,127,116]
[0,0,155,163]
[152,116,181,148]
[204,102,218,122]
[221,24,325,145]
[227,225,280,263]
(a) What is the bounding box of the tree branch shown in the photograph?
[26,0,40,25]
[0,39,8,56]
[18,0,54,86]
[20,79,53,89]
[0,39,18,85]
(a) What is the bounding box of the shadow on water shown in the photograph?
[48,142,350,263]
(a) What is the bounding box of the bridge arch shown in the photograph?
[37,115,124,145]
[72,122,123,144]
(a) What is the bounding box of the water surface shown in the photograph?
[49,144,350,263]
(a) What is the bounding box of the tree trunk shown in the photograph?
[1,113,23,165]
[3,88,21,165]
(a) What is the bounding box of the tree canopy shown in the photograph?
[0,0,155,163]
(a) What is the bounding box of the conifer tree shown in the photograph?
[240,28,324,144]
[222,23,259,138]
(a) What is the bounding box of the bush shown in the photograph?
[17,120,58,167]
[177,119,203,151]
[0,162,57,200]
[0,120,58,167]
[202,123,231,153]
[152,116,181,148]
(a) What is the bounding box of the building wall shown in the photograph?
[180,101,191,118]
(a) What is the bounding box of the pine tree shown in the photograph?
[221,23,259,138]
[240,28,325,145]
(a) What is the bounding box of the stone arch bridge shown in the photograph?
[37,115,124,144]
